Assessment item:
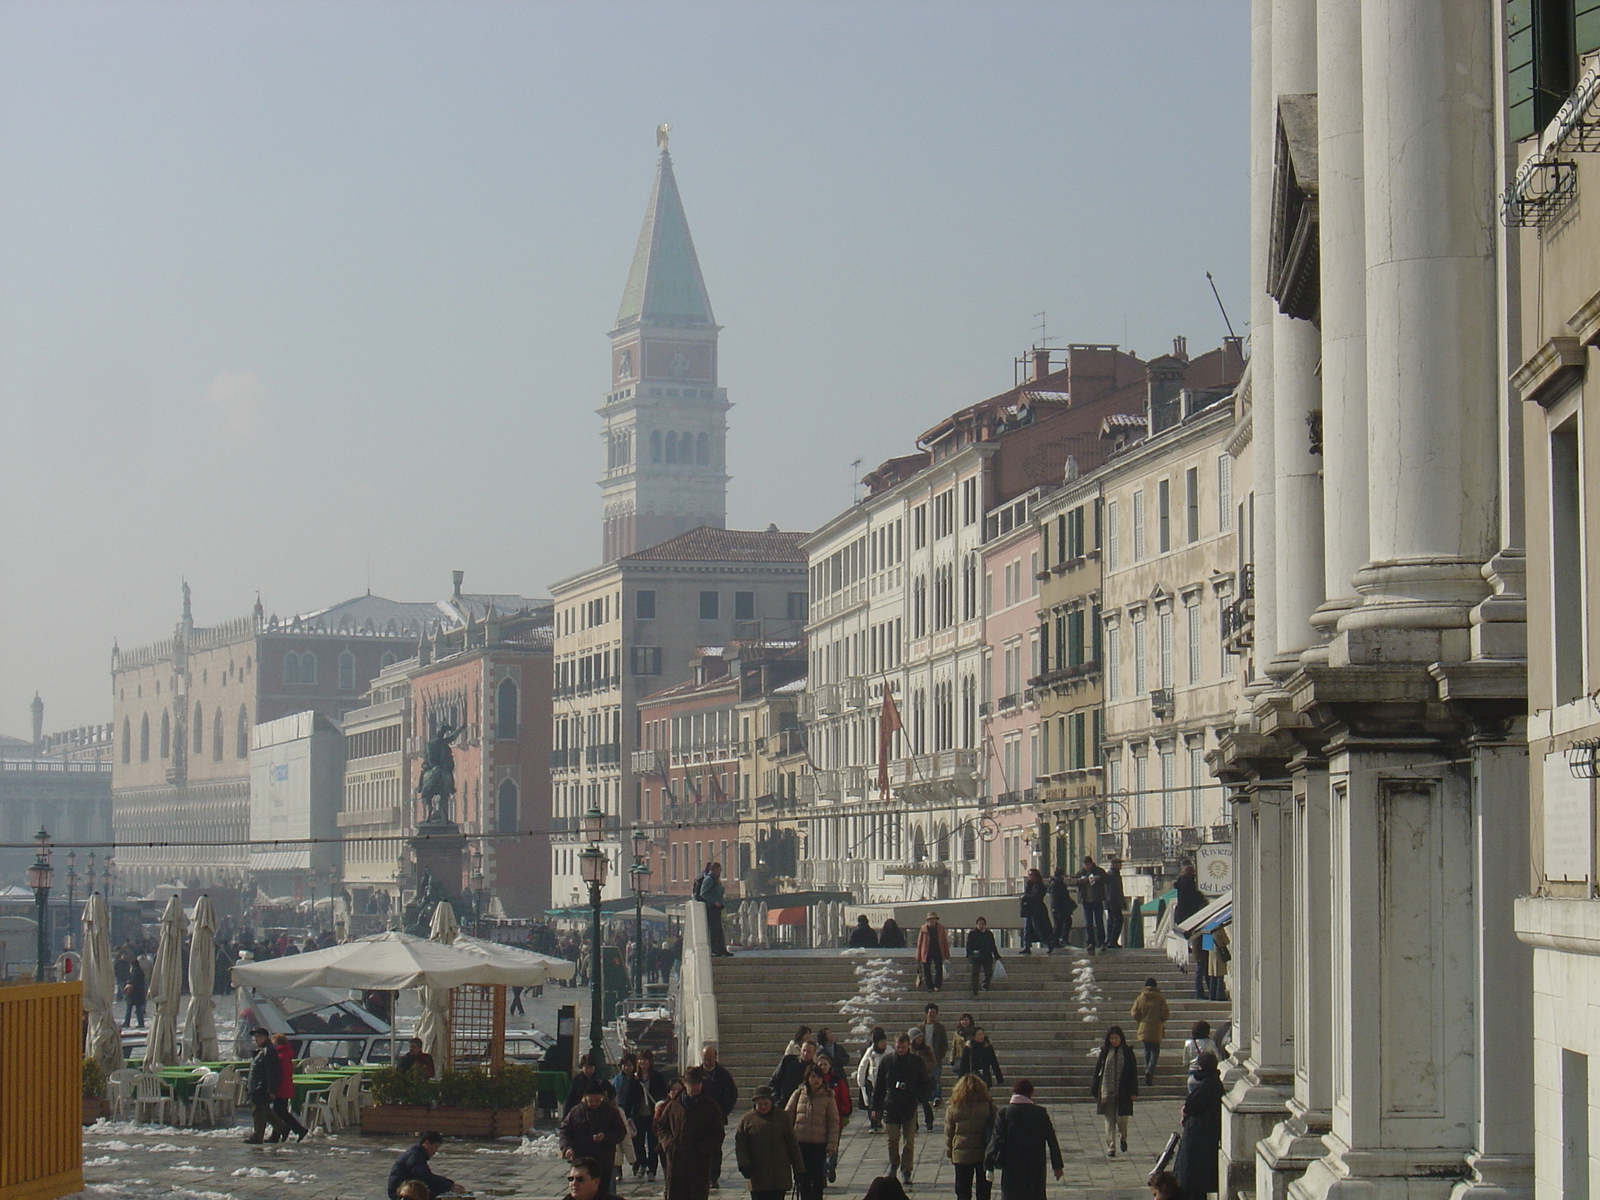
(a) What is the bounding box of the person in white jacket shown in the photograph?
[856,1027,890,1132]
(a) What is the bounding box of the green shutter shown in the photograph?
[1577,0,1600,54]
[1509,0,1537,141]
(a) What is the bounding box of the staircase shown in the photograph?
[709,947,1230,1108]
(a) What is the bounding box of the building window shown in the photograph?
[381,650,397,669]
[122,717,131,764]
[1189,741,1205,826]
[1106,500,1120,570]
[1159,608,1173,689]
[1186,467,1200,543]
[193,702,203,755]
[1133,490,1147,561]
[237,705,249,758]
[632,646,663,676]
[1106,625,1120,700]
[497,678,519,739]
[160,711,171,759]
[787,592,807,621]
[665,431,679,464]
[1187,600,1203,683]
[650,430,662,462]
[1157,479,1171,554]
[1508,0,1600,140]
[1133,751,1149,826]
[213,709,224,761]
[140,714,150,761]
[1562,1048,1591,1197]
[301,652,317,685]
[912,504,927,549]
[1218,455,1233,532]
[339,650,357,691]
[284,651,299,685]
[1553,416,1585,705]
[1160,747,1177,825]
[735,591,755,621]
[1133,615,1147,695]
[699,591,719,620]
[696,432,710,465]
[636,590,657,620]
[498,778,519,832]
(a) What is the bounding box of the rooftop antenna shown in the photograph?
[851,458,863,505]
[1206,271,1239,341]
[1033,311,1047,346]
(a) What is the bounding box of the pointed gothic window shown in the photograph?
[284,651,300,685]
[237,705,249,758]
[213,709,224,761]
[301,652,317,685]
[696,432,709,465]
[498,778,519,832]
[140,714,150,761]
[160,711,170,758]
[497,678,519,739]
[193,702,204,754]
[651,430,662,462]
[122,717,131,764]
[339,650,356,690]
[665,431,679,464]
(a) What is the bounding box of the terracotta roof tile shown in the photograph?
[623,526,809,563]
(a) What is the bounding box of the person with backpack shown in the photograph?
[695,863,731,958]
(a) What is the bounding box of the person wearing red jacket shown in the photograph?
[269,1033,310,1142]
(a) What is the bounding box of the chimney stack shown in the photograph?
[1032,349,1052,383]
[452,570,464,602]
[1173,335,1188,360]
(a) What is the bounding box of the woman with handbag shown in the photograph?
[943,1072,996,1200]
[1090,1025,1138,1158]
[785,1066,840,1200]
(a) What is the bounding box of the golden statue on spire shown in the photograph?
[656,123,671,151]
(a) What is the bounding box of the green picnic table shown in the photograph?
[291,1074,346,1105]
[155,1067,207,1105]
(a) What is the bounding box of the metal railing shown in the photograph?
[1150,689,1175,718]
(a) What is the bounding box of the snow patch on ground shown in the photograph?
[230,1167,317,1182]
[835,957,904,1039]
[82,1157,123,1168]
[1071,956,1105,1024]
[474,1134,561,1157]
[85,1120,242,1140]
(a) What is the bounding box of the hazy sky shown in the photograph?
[0,0,1249,732]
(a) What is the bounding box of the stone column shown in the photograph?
[1313,0,1368,641]
[1341,0,1499,654]
[1246,0,1278,685]
[1257,755,1333,1199]
[1223,782,1296,1198]
[1269,0,1325,677]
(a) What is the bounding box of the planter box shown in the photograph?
[359,1104,535,1138]
[82,1096,109,1125]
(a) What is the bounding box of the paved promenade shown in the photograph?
[72,1094,1177,1200]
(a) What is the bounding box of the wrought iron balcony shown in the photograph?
[1150,688,1175,718]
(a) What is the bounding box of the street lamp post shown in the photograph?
[65,850,77,952]
[471,844,485,937]
[578,804,609,1071]
[27,828,53,981]
[629,826,652,999]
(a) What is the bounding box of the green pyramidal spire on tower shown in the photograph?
[615,128,715,328]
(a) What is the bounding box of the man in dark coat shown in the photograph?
[1074,858,1108,953]
[244,1028,289,1144]
[1173,1053,1224,1200]
[661,1066,728,1200]
[1048,868,1077,948]
[847,915,879,948]
[1018,870,1055,953]
[1102,858,1127,949]
[984,1080,1063,1200]
[698,1044,739,1185]
[387,1132,464,1198]
[560,1083,631,1195]
[966,917,1000,996]
[871,1033,929,1184]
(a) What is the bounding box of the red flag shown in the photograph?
[878,685,903,801]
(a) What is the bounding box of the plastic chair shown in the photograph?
[188,1075,231,1127]
[302,1056,330,1072]
[106,1068,141,1119]
[131,1071,179,1125]
[299,1076,344,1135]
[337,1073,363,1127]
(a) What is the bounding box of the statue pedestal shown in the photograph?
[413,818,467,905]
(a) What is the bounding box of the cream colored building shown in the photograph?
[1505,19,1600,1198]
[1097,372,1240,897]
[338,662,412,921]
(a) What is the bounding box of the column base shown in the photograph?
[1256,1103,1334,1200]
[1288,1131,1472,1200]
[1221,1065,1295,1200]
[1449,1151,1534,1200]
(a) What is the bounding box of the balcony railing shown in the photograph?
[550,748,579,770]
[663,801,739,826]
[997,693,1020,712]
[812,683,843,716]
[887,750,980,800]
[843,677,866,709]
[586,742,621,766]
[978,700,992,718]
[1150,688,1175,718]
[631,749,664,775]
[1238,562,1255,601]
[997,790,1022,807]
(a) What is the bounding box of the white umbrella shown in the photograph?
[81,893,123,1080]
[229,930,553,990]
[143,894,188,1069]
[452,934,576,982]
[416,902,459,1068]
[182,896,219,1061]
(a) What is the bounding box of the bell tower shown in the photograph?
[600,127,730,561]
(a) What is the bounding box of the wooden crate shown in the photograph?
[0,981,83,1200]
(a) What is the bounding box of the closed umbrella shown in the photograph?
[182,896,218,1061]
[143,894,188,1069]
[81,893,123,1080]
[416,902,458,1069]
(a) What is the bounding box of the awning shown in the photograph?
[1175,892,1232,937]
[766,907,807,926]
[229,930,554,990]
